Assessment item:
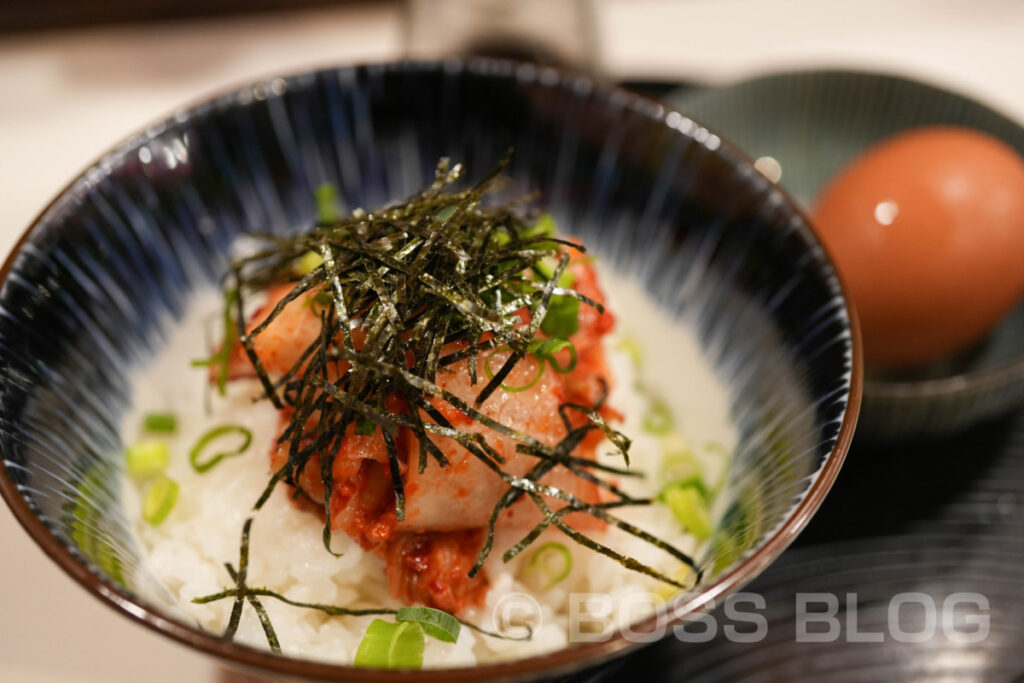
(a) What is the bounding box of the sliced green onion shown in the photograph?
[190,288,238,396]
[519,213,559,250]
[483,349,545,393]
[659,448,704,490]
[295,251,324,276]
[615,335,643,370]
[489,229,512,247]
[315,182,341,223]
[654,565,698,602]
[306,290,333,315]
[530,213,557,238]
[703,440,730,458]
[662,484,712,540]
[189,425,252,473]
[386,621,425,669]
[530,337,578,374]
[712,534,742,574]
[217,288,238,396]
[396,607,461,643]
[643,398,673,435]
[435,204,457,224]
[657,476,708,505]
[143,412,177,434]
[355,418,376,436]
[526,542,573,590]
[533,257,576,287]
[540,295,579,338]
[711,498,760,573]
[126,440,170,477]
[67,462,126,583]
[142,475,179,526]
[354,619,425,669]
[533,256,555,280]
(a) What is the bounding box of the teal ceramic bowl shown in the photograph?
[668,69,1024,440]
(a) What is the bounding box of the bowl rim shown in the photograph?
[0,56,862,681]
[673,66,1024,406]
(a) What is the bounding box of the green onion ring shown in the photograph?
[483,348,545,393]
[126,439,170,477]
[643,399,673,435]
[663,484,712,540]
[189,425,253,474]
[142,475,179,526]
[354,619,425,669]
[143,412,177,434]
[531,337,578,374]
[527,541,573,589]
[396,606,461,643]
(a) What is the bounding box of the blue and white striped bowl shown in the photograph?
[0,59,860,681]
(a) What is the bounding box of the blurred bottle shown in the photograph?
[404,0,599,69]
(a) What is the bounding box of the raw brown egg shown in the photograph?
[811,126,1024,367]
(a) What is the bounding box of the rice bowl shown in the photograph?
[0,59,859,681]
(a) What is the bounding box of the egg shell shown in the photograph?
[812,125,1024,367]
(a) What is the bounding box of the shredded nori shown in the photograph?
[216,517,281,651]
[199,158,701,650]
[194,517,533,643]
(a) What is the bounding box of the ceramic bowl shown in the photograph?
[668,69,1024,440]
[0,59,859,681]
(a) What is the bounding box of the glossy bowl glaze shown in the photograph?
[668,69,1024,440]
[0,59,859,681]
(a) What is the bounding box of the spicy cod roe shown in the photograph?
[235,254,618,613]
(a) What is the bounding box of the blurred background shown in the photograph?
[3,1,1024,681]
[5,0,1024,258]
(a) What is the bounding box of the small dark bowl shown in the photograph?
[669,69,1024,440]
[0,59,859,681]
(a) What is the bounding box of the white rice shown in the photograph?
[123,266,736,666]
